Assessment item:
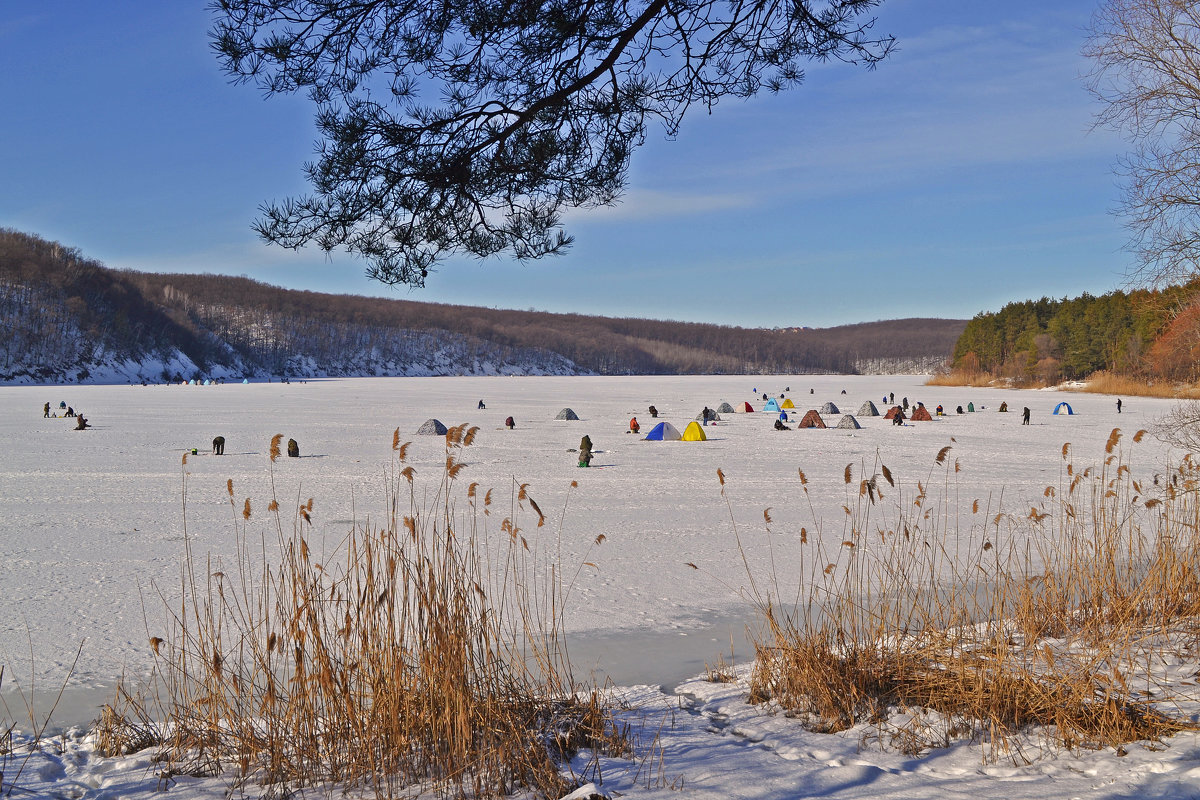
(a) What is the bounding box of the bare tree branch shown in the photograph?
[210,0,894,285]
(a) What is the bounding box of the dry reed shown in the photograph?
[738,429,1200,758]
[924,369,1009,388]
[133,428,626,798]
[1064,370,1200,400]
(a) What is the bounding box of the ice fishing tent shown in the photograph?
[781,398,796,409]
[884,406,905,420]
[742,402,755,413]
[716,402,736,414]
[967,402,975,412]
[555,408,580,420]
[909,406,933,421]
[763,397,781,412]
[242,378,249,384]
[820,402,839,415]
[417,418,448,435]
[644,421,682,441]
[857,400,880,417]
[836,414,861,429]
[797,410,826,428]
[1053,402,1074,415]
[681,421,708,441]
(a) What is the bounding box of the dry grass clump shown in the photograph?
[739,430,1200,758]
[1068,370,1200,399]
[925,369,1007,388]
[139,426,625,798]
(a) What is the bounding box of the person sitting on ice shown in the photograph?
[578,435,594,467]
[477,399,486,409]
[629,417,640,434]
[505,416,515,429]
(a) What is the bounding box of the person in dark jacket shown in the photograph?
[44,402,50,418]
[505,416,515,429]
[1116,398,1122,413]
[648,405,658,418]
[477,399,486,409]
[1022,407,1031,425]
[578,435,593,467]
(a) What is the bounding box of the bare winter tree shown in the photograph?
[1085,0,1200,288]
[1085,1,1200,447]
[1150,400,1200,450]
[210,0,894,286]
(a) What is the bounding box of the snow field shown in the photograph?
[3,375,1199,799]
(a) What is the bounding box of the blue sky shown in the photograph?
[1,1,1130,328]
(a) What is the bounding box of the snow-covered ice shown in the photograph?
[1,375,1194,799]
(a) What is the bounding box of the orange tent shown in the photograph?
[909,406,933,421]
[884,406,905,420]
[797,409,826,428]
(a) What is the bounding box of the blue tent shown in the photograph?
[242,378,249,384]
[1053,402,1074,415]
[644,421,682,441]
[763,397,781,412]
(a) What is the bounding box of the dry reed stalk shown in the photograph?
[138,431,627,799]
[741,433,1200,759]
[1066,371,1200,399]
[924,369,1006,388]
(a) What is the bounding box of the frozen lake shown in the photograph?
[0,375,1174,727]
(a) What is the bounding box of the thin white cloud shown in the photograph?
[563,188,754,223]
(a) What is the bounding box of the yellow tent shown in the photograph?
[781,398,795,409]
[681,420,707,441]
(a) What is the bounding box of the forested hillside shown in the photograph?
[1,229,965,383]
[950,283,1200,384]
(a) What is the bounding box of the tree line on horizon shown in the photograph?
[951,283,1200,384]
[0,229,963,380]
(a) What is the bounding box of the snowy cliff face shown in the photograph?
[854,356,949,376]
[0,328,588,385]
